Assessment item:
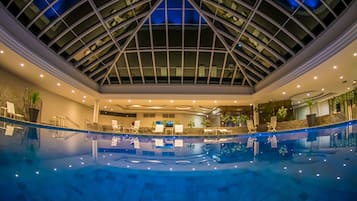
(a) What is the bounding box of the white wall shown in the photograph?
[0,67,93,129]
[317,100,329,116]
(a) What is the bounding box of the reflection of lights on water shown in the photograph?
[250,161,253,164]
[81,162,85,165]
[15,174,19,177]
[192,168,196,171]
[35,171,39,175]
[283,166,287,170]
[234,165,238,168]
[298,153,302,156]
[350,149,353,152]
[126,165,130,168]
[80,157,83,160]
[169,168,173,171]
[316,173,320,177]
[323,159,327,162]
[214,167,217,170]
[308,158,312,161]
[53,168,57,171]
[337,176,341,180]
[298,170,302,173]
[343,163,347,167]
[107,163,111,166]
[147,167,151,170]
[68,165,72,168]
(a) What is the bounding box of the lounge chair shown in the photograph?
[219,128,232,135]
[267,116,277,132]
[174,124,183,134]
[133,120,140,133]
[203,128,213,135]
[152,124,164,134]
[6,102,24,119]
[247,120,257,133]
[112,120,120,132]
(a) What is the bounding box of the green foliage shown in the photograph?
[239,114,248,123]
[187,120,195,128]
[277,106,287,121]
[201,118,210,127]
[306,100,315,114]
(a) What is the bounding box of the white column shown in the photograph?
[253,104,259,126]
[93,99,99,123]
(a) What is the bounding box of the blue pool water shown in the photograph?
[0,117,357,201]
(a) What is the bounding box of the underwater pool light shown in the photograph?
[298,170,302,173]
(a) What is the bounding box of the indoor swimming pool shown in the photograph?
[0,117,357,201]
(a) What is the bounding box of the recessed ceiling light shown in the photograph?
[339,76,343,79]
[353,80,356,84]
[170,100,174,103]
[71,90,75,93]
[108,99,112,103]
[347,87,350,90]
[130,104,142,108]
[148,99,152,103]
[307,93,310,97]
[128,99,131,103]
[39,74,44,78]
[354,52,357,56]
[282,91,286,95]
[296,84,301,88]
[104,106,108,109]
[83,96,87,99]
[82,100,85,103]
[321,88,325,91]
[214,100,217,104]
[56,83,61,86]
[0,50,3,54]
[234,100,237,103]
[249,103,253,106]
[192,100,196,103]
[313,76,318,80]
[20,63,24,67]
[333,65,337,69]
[110,108,113,111]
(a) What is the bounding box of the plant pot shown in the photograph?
[29,108,40,122]
[306,113,317,127]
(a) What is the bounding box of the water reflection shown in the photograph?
[0,120,356,170]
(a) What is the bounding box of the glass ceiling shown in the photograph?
[0,0,353,87]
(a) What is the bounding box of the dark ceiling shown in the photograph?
[0,0,353,88]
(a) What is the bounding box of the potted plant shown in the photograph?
[187,120,195,128]
[28,91,41,122]
[277,106,287,122]
[239,114,248,127]
[201,118,210,128]
[306,100,317,127]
